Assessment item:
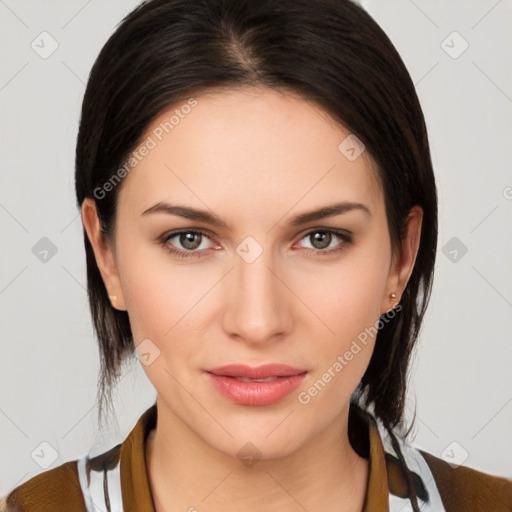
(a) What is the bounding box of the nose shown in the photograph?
[222,243,292,345]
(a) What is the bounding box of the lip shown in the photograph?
[206,363,307,379]
[204,364,307,406]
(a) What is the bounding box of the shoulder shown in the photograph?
[1,460,85,512]
[1,406,155,512]
[368,411,512,512]
[1,442,124,512]
[420,449,512,512]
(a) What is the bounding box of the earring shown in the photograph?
[109,295,117,303]
[390,293,396,300]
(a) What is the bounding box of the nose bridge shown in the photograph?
[224,238,289,342]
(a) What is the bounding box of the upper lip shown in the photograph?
[206,364,307,379]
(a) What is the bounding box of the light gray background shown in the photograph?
[1,0,511,495]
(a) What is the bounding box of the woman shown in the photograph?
[2,0,511,511]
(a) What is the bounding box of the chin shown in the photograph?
[212,433,303,464]
[197,415,309,459]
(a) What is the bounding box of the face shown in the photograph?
[83,87,421,459]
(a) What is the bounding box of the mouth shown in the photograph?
[205,363,307,379]
[204,364,308,406]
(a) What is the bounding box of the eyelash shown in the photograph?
[159,229,353,260]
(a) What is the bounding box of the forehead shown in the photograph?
[117,87,383,222]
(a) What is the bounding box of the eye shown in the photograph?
[159,230,215,259]
[159,228,353,260]
[296,229,353,255]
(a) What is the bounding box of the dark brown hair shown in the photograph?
[75,2,437,508]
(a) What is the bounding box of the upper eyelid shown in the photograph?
[162,228,212,242]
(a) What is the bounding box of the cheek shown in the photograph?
[296,283,380,413]
[117,246,207,394]
[116,239,199,342]
[294,239,391,396]
[300,248,390,345]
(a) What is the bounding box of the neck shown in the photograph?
[145,397,369,512]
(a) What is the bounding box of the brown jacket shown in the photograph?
[2,404,511,511]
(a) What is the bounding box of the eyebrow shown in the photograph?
[142,200,371,229]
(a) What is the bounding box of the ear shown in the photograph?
[81,198,127,311]
[380,205,423,314]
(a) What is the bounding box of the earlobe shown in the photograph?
[381,206,423,314]
[81,198,127,311]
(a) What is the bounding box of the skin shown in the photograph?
[82,86,422,512]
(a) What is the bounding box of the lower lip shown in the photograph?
[205,372,307,406]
